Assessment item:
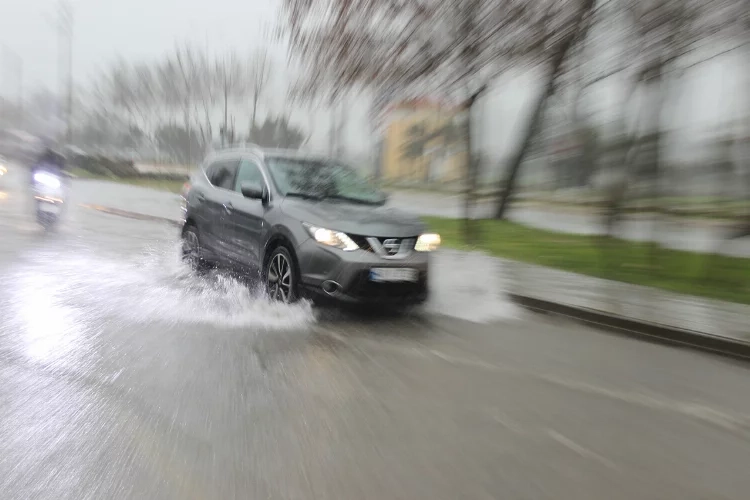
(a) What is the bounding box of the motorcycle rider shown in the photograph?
[30,144,67,186]
[29,142,70,226]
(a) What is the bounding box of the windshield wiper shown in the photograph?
[285,191,322,201]
[323,194,385,205]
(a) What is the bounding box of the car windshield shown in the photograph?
[265,157,386,205]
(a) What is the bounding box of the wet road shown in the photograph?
[2,165,750,499]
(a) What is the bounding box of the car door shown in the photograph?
[201,158,239,261]
[223,156,268,268]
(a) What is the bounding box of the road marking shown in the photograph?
[79,203,181,226]
[488,410,621,470]
[546,429,619,471]
[549,377,750,434]
[334,337,750,437]
[490,412,526,435]
[429,349,500,371]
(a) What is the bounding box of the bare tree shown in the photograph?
[102,59,140,127]
[701,0,750,271]
[170,45,204,163]
[493,0,597,219]
[214,51,247,146]
[559,0,749,276]
[192,48,217,150]
[286,68,342,155]
[281,0,547,238]
[248,46,272,134]
[281,0,608,237]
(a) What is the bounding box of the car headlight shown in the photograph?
[303,223,359,251]
[33,172,61,189]
[415,233,441,252]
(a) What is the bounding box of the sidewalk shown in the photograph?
[505,259,750,358]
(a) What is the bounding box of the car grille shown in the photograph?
[349,235,416,257]
[349,235,374,251]
[347,270,428,301]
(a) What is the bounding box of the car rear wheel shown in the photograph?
[264,246,298,303]
[181,225,210,272]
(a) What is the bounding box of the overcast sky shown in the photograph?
[1,0,747,163]
[0,0,278,86]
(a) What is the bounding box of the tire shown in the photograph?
[263,246,299,303]
[36,211,57,230]
[181,225,211,273]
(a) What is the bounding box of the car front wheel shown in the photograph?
[264,246,298,303]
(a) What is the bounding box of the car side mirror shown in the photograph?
[241,182,266,202]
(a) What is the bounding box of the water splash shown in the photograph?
[426,250,523,323]
[5,242,316,334]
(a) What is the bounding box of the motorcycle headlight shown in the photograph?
[303,223,359,251]
[415,233,441,252]
[34,172,61,189]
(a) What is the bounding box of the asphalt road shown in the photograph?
[2,165,750,499]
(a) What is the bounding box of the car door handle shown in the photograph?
[195,193,205,202]
[223,202,233,214]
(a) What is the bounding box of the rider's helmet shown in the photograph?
[38,137,66,168]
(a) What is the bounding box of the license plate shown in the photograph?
[39,203,60,214]
[369,268,418,283]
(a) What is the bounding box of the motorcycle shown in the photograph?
[32,170,67,229]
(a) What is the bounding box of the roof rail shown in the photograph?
[214,141,263,152]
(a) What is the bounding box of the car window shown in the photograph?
[206,160,237,190]
[265,157,386,205]
[234,159,265,192]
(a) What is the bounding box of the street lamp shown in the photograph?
[46,0,74,145]
[1,45,23,128]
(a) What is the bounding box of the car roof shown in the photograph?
[202,145,335,168]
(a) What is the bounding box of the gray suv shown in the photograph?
[179,146,441,304]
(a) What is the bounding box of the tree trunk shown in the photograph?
[637,60,666,272]
[184,101,192,166]
[222,85,228,147]
[463,86,486,242]
[336,98,346,158]
[329,100,336,156]
[494,0,595,219]
[493,68,558,219]
[251,93,259,135]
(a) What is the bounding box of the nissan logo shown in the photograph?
[382,238,400,255]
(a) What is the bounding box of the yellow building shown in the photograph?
[380,99,467,185]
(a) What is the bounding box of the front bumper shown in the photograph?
[297,238,430,304]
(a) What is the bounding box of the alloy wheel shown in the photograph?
[267,252,293,303]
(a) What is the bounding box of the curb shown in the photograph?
[508,293,750,361]
[79,204,182,227]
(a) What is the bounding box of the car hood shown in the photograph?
[281,198,426,238]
